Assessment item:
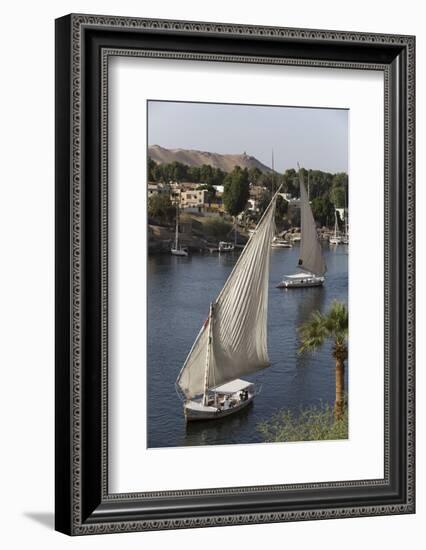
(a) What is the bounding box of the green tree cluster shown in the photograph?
[310,196,335,227]
[256,191,288,223]
[248,166,262,185]
[148,158,227,186]
[147,193,175,224]
[281,169,347,207]
[330,172,348,208]
[222,166,250,217]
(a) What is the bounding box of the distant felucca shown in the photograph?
[329,209,343,245]
[342,191,349,245]
[270,150,292,249]
[176,186,283,421]
[277,167,326,288]
[171,203,189,257]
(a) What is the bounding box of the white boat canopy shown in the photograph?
[212,379,254,394]
[285,272,315,279]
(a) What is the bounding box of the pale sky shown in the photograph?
[148,100,348,174]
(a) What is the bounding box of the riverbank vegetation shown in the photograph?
[202,218,233,240]
[147,193,175,224]
[257,401,348,442]
[148,157,228,187]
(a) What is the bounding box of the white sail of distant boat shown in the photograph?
[342,213,349,244]
[176,186,282,421]
[329,209,342,245]
[171,202,188,256]
[270,149,292,249]
[277,167,326,288]
[342,189,349,244]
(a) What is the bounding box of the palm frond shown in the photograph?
[298,310,328,353]
[299,300,348,355]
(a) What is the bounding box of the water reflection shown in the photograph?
[183,403,254,447]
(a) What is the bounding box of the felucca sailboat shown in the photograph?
[342,191,349,245]
[329,209,342,245]
[171,203,189,257]
[176,187,282,421]
[277,167,326,288]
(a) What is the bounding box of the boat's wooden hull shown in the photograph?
[184,394,254,421]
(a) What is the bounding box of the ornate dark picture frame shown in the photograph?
[55,14,415,535]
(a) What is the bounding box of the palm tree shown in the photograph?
[299,300,348,420]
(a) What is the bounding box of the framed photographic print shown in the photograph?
[55,14,415,535]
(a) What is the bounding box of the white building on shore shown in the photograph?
[180,189,208,209]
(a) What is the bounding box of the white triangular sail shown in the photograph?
[298,172,326,276]
[176,194,278,399]
[334,209,339,239]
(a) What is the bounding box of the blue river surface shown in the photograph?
[147,243,348,448]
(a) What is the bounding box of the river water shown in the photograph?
[147,243,348,448]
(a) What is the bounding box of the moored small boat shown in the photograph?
[271,236,292,248]
[171,247,189,256]
[218,241,235,252]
